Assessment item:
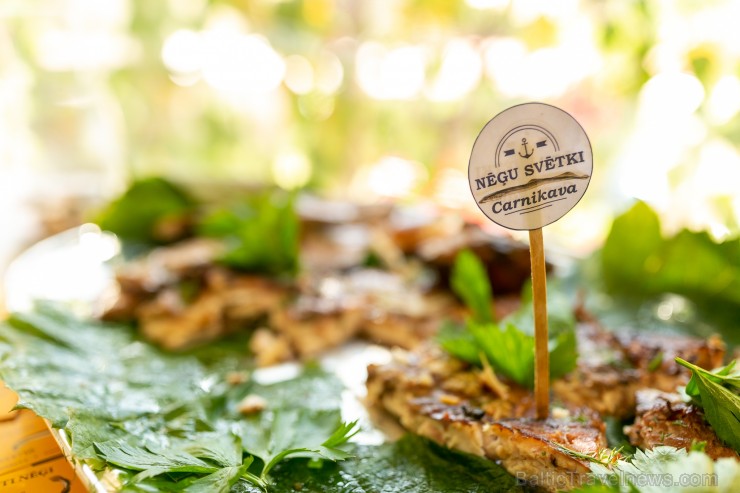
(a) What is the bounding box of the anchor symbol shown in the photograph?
[518,138,534,158]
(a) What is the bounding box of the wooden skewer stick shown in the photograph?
[529,227,549,420]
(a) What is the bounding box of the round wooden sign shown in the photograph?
[468,103,593,230]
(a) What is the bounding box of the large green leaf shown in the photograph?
[601,201,740,320]
[234,435,525,493]
[0,305,355,492]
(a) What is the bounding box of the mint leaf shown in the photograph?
[439,318,576,388]
[438,321,479,362]
[549,328,578,378]
[476,322,536,386]
[440,251,577,388]
[450,249,494,324]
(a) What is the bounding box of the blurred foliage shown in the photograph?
[2,0,740,244]
[197,192,299,277]
[96,177,196,243]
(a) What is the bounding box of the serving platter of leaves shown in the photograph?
[1,179,740,492]
[1,303,531,492]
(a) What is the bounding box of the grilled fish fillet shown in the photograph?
[552,313,725,418]
[625,389,739,460]
[367,345,611,491]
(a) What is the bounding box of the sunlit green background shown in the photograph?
[1,0,739,254]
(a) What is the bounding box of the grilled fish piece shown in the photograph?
[626,389,739,460]
[553,315,726,418]
[618,331,726,390]
[367,345,611,492]
[417,225,547,296]
[115,238,225,295]
[270,294,364,359]
[267,269,460,362]
[136,271,289,351]
[552,320,641,418]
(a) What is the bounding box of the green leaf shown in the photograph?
[183,464,250,493]
[450,249,493,324]
[96,178,196,244]
[676,358,740,452]
[647,351,663,372]
[604,417,636,455]
[475,322,535,386]
[684,360,740,401]
[503,278,577,337]
[600,201,740,347]
[601,201,663,294]
[233,435,525,493]
[196,192,299,276]
[439,320,576,388]
[239,408,357,479]
[438,321,479,363]
[441,252,578,388]
[180,433,244,468]
[94,440,217,480]
[0,304,354,492]
[549,328,578,379]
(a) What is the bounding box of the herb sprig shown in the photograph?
[439,250,577,388]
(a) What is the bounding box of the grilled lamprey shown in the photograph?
[626,389,739,460]
[366,321,728,491]
[367,345,611,492]
[552,313,725,418]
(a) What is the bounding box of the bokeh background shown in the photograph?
[1,0,740,270]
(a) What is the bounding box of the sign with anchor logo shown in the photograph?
[518,138,534,158]
[468,102,593,230]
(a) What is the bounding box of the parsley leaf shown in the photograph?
[239,409,358,479]
[675,358,740,452]
[185,464,252,493]
[94,439,221,480]
[234,435,525,493]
